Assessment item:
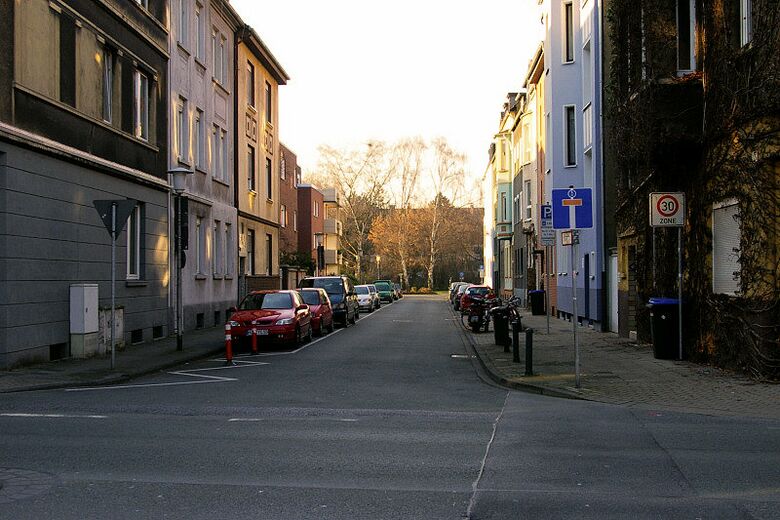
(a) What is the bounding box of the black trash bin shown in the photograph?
[490,306,510,347]
[647,297,680,360]
[529,290,546,315]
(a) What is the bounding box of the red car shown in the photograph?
[460,285,494,313]
[297,288,335,336]
[228,290,312,348]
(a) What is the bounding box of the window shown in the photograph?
[314,201,320,218]
[247,229,255,275]
[265,81,272,123]
[177,97,188,163]
[564,2,574,63]
[266,158,273,199]
[178,0,188,47]
[225,223,232,275]
[266,234,273,275]
[500,192,507,222]
[280,154,286,180]
[280,204,287,228]
[564,105,576,167]
[247,145,256,191]
[247,62,255,107]
[212,125,220,178]
[102,49,113,123]
[195,108,205,169]
[195,217,204,274]
[127,204,141,279]
[213,30,226,84]
[740,0,752,46]
[220,129,228,182]
[195,3,205,60]
[524,181,532,220]
[133,71,149,141]
[293,211,297,232]
[712,201,741,295]
[213,220,222,275]
[677,0,695,72]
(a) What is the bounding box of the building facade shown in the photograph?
[169,0,240,331]
[0,0,170,367]
[278,143,299,259]
[297,184,324,274]
[235,25,289,297]
[321,187,342,275]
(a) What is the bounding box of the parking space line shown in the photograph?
[0,413,108,419]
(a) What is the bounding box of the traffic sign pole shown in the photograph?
[546,246,550,335]
[572,236,580,389]
[678,228,683,360]
[111,203,116,370]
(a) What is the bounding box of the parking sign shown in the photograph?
[540,204,555,246]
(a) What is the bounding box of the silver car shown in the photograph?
[355,285,378,312]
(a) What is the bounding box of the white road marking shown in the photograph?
[228,417,360,423]
[64,360,268,392]
[0,413,107,419]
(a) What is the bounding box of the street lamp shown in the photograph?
[375,255,381,278]
[169,167,193,351]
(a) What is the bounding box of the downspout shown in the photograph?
[597,0,608,331]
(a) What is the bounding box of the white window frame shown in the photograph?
[564,105,577,167]
[126,204,141,280]
[524,180,532,221]
[195,3,205,60]
[195,108,205,169]
[102,49,113,123]
[177,96,188,163]
[178,0,188,48]
[564,2,575,63]
[280,154,286,180]
[280,204,287,228]
[133,70,149,141]
[676,0,696,74]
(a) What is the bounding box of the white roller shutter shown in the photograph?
[712,201,741,295]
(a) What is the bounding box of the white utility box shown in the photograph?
[70,284,99,358]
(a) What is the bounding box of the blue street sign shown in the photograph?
[552,188,593,229]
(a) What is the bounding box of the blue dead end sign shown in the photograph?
[552,188,593,229]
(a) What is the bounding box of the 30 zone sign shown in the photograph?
[649,193,685,227]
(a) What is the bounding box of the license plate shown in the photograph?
[469,316,479,323]
[248,329,269,336]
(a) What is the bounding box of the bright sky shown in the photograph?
[231,0,541,185]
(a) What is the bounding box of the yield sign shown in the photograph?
[93,200,137,240]
[552,188,593,229]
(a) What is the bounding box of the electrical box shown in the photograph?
[70,284,99,334]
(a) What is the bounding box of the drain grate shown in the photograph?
[0,468,56,505]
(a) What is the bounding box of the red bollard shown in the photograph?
[251,325,258,355]
[225,323,234,365]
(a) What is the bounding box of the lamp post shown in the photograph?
[169,167,193,351]
[375,255,381,278]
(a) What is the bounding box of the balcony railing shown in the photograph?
[324,218,342,236]
[324,249,340,265]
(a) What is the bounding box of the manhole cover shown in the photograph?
[0,468,56,504]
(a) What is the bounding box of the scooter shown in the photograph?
[466,295,499,333]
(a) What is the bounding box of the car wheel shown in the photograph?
[306,324,313,343]
[327,318,335,333]
[293,326,302,347]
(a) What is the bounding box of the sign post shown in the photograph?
[553,188,593,389]
[649,192,685,361]
[540,204,555,334]
[94,199,137,369]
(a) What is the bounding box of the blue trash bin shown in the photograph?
[647,297,680,359]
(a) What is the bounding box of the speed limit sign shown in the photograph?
[649,193,685,227]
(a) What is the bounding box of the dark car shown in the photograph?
[453,284,471,311]
[228,290,312,348]
[372,280,395,303]
[298,276,359,326]
[298,288,335,336]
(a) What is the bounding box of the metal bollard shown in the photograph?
[251,325,258,355]
[512,319,520,363]
[525,328,534,376]
[224,323,234,366]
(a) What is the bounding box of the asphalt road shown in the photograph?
[1,296,778,519]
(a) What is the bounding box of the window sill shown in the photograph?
[247,104,258,115]
[248,189,257,196]
[563,60,576,65]
[266,198,274,204]
[213,274,224,280]
[564,164,578,169]
[125,280,148,287]
[195,274,207,280]
[194,57,207,70]
[195,166,208,175]
[212,77,230,96]
[176,42,191,57]
[224,274,234,280]
[178,158,191,168]
[212,177,230,187]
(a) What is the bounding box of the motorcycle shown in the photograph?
[466,295,500,333]
[490,296,523,346]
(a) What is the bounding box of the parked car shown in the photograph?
[298,275,359,326]
[453,284,471,311]
[449,282,469,304]
[393,283,403,299]
[228,290,312,348]
[367,284,382,309]
[355,285,377,313]
[372,280,395,303]
[297,288,335,336]
[460,285,494,314]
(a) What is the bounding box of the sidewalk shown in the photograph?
[0,327,226,393]
[458,306,780,420]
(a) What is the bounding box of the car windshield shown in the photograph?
[300,278,343,295]
[374,282,392,291]
[239,293,292,310]
[468,287,490,296]
[355,286,369,295]
[298,291,321,306]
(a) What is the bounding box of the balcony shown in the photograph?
[324,218,342,236]
[321,187,339,205]
[324,248,340,265]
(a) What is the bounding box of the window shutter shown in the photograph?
[712,203,740,295]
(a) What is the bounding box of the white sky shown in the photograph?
[231,0,542,186]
